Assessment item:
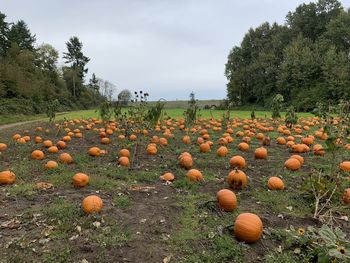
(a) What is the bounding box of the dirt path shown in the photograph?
[0,120,43,131]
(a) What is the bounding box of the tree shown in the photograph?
[0,12,9,56]
[97,78,116,100]
[88,73,99,94]
[118,89,132,106]
[7,20,36,51]
[325,9,350,54]
[36,43,59,81]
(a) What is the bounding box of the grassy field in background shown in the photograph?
[0,108,314,126]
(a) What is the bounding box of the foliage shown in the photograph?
[145,100,165,128]
[183,92,200,125]
[271,94,284,119]
[251,108,256,120]
[118,89,132,106]
[225,0,350,111]
[285,106,298,128]
[46,99,60,122]
[271,225,350,262]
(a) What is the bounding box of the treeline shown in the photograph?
[0,11,109,115]
[225,0,350,111]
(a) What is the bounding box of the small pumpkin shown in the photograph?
[342,188,350,205]
[146,145,158,155]
[48,146,59,153]
[179,155,193,169]
[340,161,350,172]
[0,143,7,151]
[45,160,58,169]
[229,155,246,168]
[284,158,301,171]
[82,195,103,214]
[200,143,210,153]
[217,146,228,157]
[31,150,45,160]
[119,149,130,158]
[160,172,175,181]
[186,169,203,182]
[254,147,267,159]
[238,142,249,152]
[234,213,263,243]
[290,154,304,165]
[182,136,191,144]
[227,169,247,189]
[217,189,237,212]
[267,177,284,190]
[0,170,16,184]
[118,156,130,167]
[59,153,73,164]
[43,140,53,148]
[88,147,101,157]
[73,173,89,188]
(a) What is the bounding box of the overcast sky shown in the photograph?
[2,0,350,100]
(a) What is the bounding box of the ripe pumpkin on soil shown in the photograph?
[45,160,58,169]
[88,147,101,157]
[342,188,350,205]
[73,173,89,188]
[146,145,158,155]
[267,177,284,190]
[217,146,228,157]
[0,171,16,184]
[227,169,247,189]
[186,169,203,182]
[340,161,350,172]
[82,195,103,214]
[118,156,130,167]
[31,150,45,160]
[200,143,210,153]
[255,147,267,159]
[0,143,7,151]
[217,189,237,212]
[48,146,59,153]
[229,156,246,169]
[119,149,130,158]
[238,142,249,152]
[284,158,301,171]
[160,172,175,182]
[234,213,263,243]
[43,140,53,148]
[290,154,304,165]
[59,153,73,164]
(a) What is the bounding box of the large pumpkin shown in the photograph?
[217,189,237,212]
[234,213,263,243]
[0,170,16,184]
[340,161,350,172]
[59,153,73,164]
[186,169,203,182]
[217,146,228,157]
[342,188,350,205]
[255,147,267,159]
[284,158,301,171]
[88,147,101,157]
[31,150,45,160]
[267,177,284,190]
[45,160,58,169]
[82,195,103,214]
[229,156,246,169]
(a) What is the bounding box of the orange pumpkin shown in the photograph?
[31,150,45,160]
[284,158,301,171]
[59,153,73,164]
[88,147,101,157]
[119,149,130,158]
[217,146,228,157]
[56,140,67,149]
[82,195,103,214]
[186,169,203,182]
[43,140,53,148]
[0,170,16,184]
[267,177,284,190]
[238,142,249,152]
[234,213,263,243]
[340,161,350,172]
[342,188,350,205]
[200,143,210,153]
[160,172,175,181]
[255,147,267,159]
[48,146,59,153]
[290,154,304,165]
[227,169,247,189]
[118,156,130,167]
[182,135,191,144]
[146,145,158,155]
[101,137,110,144]
[179,155,193,169]
[73,173,89,188]
[45,160,58,169]
[229,156,246,168]
[217,189,237,212]
[0,143,7,151]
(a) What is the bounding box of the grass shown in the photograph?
[0,108,314,125]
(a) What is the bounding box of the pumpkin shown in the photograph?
[200,143,210,153]
[45,160,58,169]
[276,137,286,145]
[0,170,16,184]
[217,189,237,212]
[227,169,247,189]
[43,140,53,148]
[17,138,26,144]
[101,137,110,144]
[73,173,89,188]
[186,169,203,182]
[217,146,228,157]
[118,156,130,167]
[255,147,267,159]
[159,138,168,146]
[229,156,246,168]
[129,134,137,141]
[48,146,59,153]
[267,177,284,190]
[12,134,21,140]
[59,153,73,164]
[88,147,101,157]
[0,143,7,151]
[56,140,67,149]
[34,136,43,143]
[234,213,263,243]
[342,188,350,205]
[284,158,301,171]
[179,155,193,169]
[290,154,304,165]
[160,172,175,181]
[31,150,45,160]
[119,149,130,158]
[238,142,249,151]
[22,136,30,142]
[146,145,158,155]
[182,135,191,144]
[62,136,71,142]
[82,195,103,214]
[313,144,325,156]
[340,161,350,172]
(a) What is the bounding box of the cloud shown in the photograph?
[2,0,350,100]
